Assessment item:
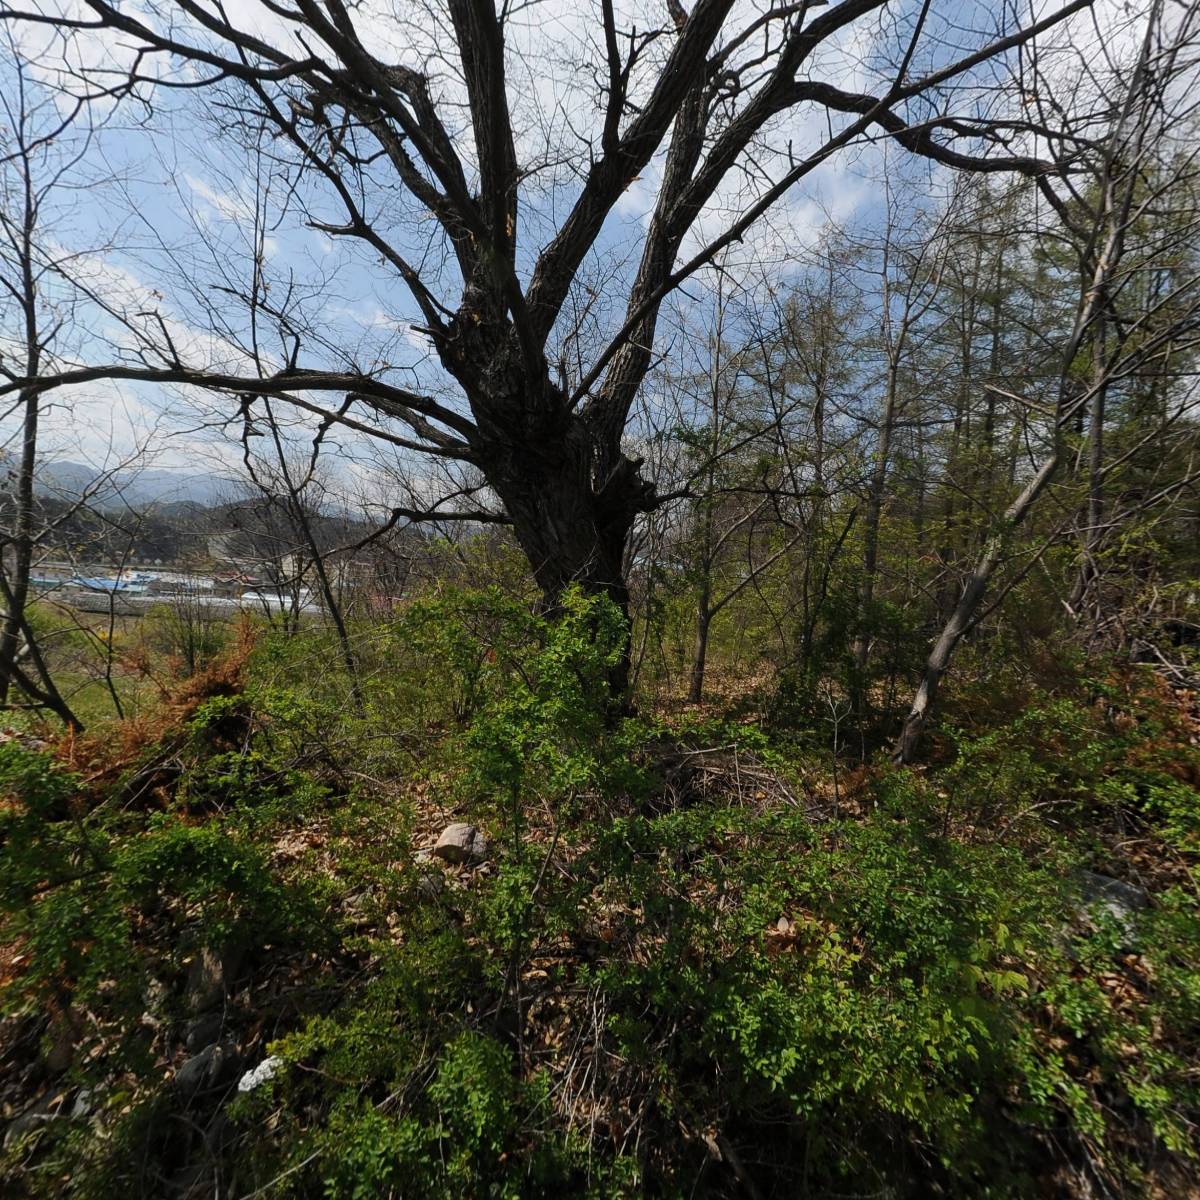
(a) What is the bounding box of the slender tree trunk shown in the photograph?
[938,261,978,619]
[894,451,1061,762]
[0,164,78,727]
[895,107,1143,762]
[688,594,712,704]
[263,404,363,710]
[0,571,80,729]
[0,176,41,708]
[1070,324,1108,621]
[628,519,660,693]
[982,263,1003,503]
[0,388,37,707]
[853,356,899,678]
[687,361,722,707]
[892,0,1162,764]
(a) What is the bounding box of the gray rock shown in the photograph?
[175,1046,217,1093]
[44,1022,75,1074]
[143,975,169,1017]
[432,823,488,865]
[415,867,445,899]
[69,1088,96,1119]
[185,945,241,1013]
[184,1012,224,1053]
[1078,870,1149,949]
[4,1109,55,1147]
[175,1040,241,1095]
[3,1091,67,1147]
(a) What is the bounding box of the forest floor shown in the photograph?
[0,598,1198,1198]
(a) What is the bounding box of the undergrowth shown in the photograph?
[0,587,1196,1198]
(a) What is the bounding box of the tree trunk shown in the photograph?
[892,9,1156,765]
[893,451,1059,764]
[0,387,78,728]
[492,435,645,700]
[1070,324,1108,622]
[688,601,712,705]
[852,356,899,680]
[0,390,36,708]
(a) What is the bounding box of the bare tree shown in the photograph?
[0,38,107,728]
[0,0,1100,693]
[851,184,948,690]
[895,0,1200,761]
[251,400,364,706]
[742,251,862,683]
[660,279,803,703]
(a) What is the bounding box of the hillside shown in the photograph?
[0,591,1197,1198]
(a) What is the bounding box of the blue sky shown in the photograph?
[0,0,1136,506]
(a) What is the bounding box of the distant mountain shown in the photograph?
[4,457,368,522]
[29,460,95,496]
[29,460,240,510]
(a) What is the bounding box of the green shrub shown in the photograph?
[3,616,1197,1199]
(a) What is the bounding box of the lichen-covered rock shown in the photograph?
[432,823,488,865]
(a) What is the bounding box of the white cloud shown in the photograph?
[2,0,1178,486]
